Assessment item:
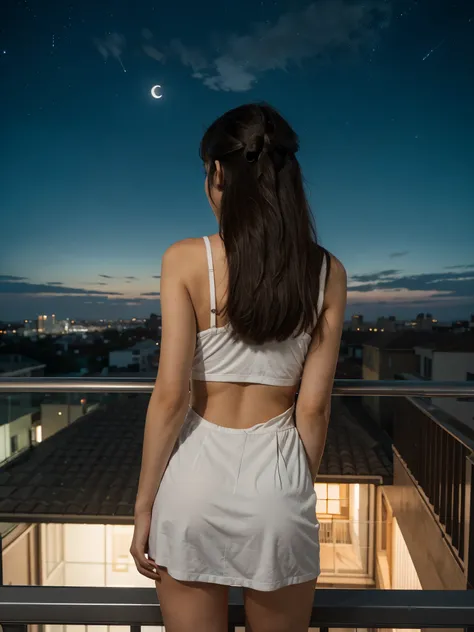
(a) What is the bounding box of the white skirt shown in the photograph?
[148,405,320,591]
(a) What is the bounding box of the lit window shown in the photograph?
[314,483,349,516]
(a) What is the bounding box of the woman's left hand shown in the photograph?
[130,511,160,581]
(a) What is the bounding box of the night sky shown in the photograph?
[1,0,473,322]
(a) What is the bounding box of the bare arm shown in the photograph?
[134,240,197,517]
[295,254,347,481]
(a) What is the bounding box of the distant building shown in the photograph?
[413,312,436,331]
[414,333,474,430]
[452,320,470,333]
[375,315,398,333]
[337,331,374,379]
[0,355,46,464]
[351,314,364,331]
[109,339,159,372]
[21,320,37,337]
[146,313,161,334]
[362,331,438,433]
[37,314,56,334]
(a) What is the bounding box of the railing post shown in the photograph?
[465,453,474,632]
[465,454,474,587]
[464,454,474,590]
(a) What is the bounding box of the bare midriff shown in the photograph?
[190,379,298,429]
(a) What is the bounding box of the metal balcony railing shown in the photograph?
[1,379,474,629]
[0,585,474,630]
[1,377,474,396]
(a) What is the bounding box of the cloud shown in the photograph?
[0,274,28,281]
[203,59,256,92]
[151,275,161,279]
[174,0,391,91]
[46,281,63,286]
[98,274,137,281]
[389,250,409,258]
[0,281,123,296]
[348,270,474,298]
[140,292,161,297]
[98,2,391,92]
[170,38,207,73]
[94,32,126,62]
[350,270,401,283]
[445,263,474,270]
[141,28,165,62]
[142,44,165,62]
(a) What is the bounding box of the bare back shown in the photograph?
[185,234,308,428]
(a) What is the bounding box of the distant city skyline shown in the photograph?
[1,307,473,328]
[2,0,473,321]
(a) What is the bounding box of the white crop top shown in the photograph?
[191,236,327,386]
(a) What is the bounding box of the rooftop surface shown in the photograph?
[0,355,45,374]
[414,332,474,352]
[0,395,392,524]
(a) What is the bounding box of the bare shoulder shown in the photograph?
[161,237,206,279]
[323,251,347,307]
[327,251,347,285]
[163,237,204,268]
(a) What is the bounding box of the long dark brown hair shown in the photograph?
[200,102,329,345]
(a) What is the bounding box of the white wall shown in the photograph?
[40,523,66,586]
[0,412,33,463]
[392,518,422,589]
[40,404,86,440]
[432,352,474,429]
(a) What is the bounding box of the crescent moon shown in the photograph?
[151,85,163,99]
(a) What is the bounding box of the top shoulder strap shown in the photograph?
[203,236,217,328]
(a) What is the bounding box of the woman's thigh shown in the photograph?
[243,579,316,632]
[156,567,230,632]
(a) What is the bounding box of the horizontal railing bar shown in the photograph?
[0,378,473,396]
[0,586,473,627]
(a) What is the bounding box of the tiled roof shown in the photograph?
[0,396,392,524]
[320,398,392,483]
